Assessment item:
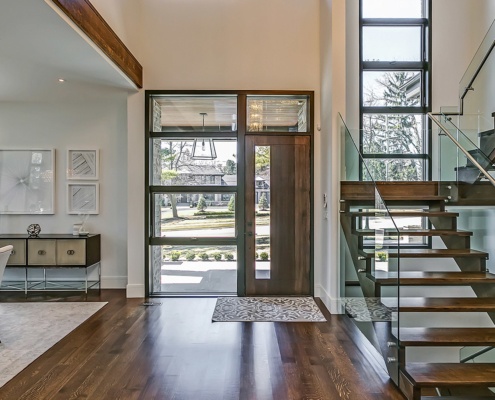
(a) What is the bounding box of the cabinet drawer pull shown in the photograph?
[67,250,75,255]
[38,250,46,255]
[11,250,15,255]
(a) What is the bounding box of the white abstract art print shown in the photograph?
[67,149,99,180]
[67,183,99,214]
[0,149,55,214]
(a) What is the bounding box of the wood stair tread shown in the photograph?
[382,297,495,312]
[422,396,495,399]
[343,195,447,201]
[403,363,495,387]
[361,248,488,258]
[369,271,495,285]
[399,327,495,346]
[348,210,459,217]
[354,229,472,236]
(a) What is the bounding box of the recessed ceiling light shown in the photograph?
[58,78,65,83]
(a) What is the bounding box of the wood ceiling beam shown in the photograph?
[51,0,143,88]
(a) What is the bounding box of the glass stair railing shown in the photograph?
[458,20,495,116]
[339,113,401,386]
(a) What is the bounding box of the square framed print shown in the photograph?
[67,183,99,214]
[67,149,99,180]
[0,149,55,214]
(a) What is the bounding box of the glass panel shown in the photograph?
[362,0,424,18]
[254,146,270,279]
[152,139,237,186]
[362,210,427,246]
[154,193,236,238]
[363,27,421,62]
[363,71,421,107]
[247,95,309,132]
[364,158,424,181]
[362,114,424,154]
[151,95,237,133]
[151,245,237,294]
[339,114,400,385]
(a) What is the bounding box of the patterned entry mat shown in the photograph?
[212,296,327,322]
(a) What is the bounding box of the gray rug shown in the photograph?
[343,297,396,322]
[212,297,326,322]
[0,302,107,387]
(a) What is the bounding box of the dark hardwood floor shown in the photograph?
[0,290,405,399]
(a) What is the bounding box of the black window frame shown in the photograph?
[359,0,432,181]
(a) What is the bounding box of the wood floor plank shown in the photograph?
[0,291,407,399]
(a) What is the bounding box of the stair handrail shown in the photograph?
[428,112,495,187]
[458,19,495,114]
[460,346,495,363]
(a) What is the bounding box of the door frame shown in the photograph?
[144,90,314,297]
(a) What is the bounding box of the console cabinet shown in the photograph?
[0,234,101,293]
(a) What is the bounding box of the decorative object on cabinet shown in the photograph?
[0,149,55,214]
[26,224,41,237]
[67,183,99,214]
[67,149,99,180]
[0,234,101,294]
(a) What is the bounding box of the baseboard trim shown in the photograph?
[126,283,145,298]
[315,285,344,314]
[101,276,127,289]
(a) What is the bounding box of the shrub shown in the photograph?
[255,252,259,259]
[258,193,268,211]
[170,251,181,261]
[260,252,269,261]
[185,251,196,261]
[197,195,207,212]
[213,253,222,261]
[199,252,209,261]
[228,195,235,212]
[225,253,234,261]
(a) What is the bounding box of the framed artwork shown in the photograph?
[0,149,55,214]
[67,183,99,214]
[67,149,99,180]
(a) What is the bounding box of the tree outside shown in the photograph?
[258,193,268,211]
[363,71,424,181]
[228,195,235,211]
[197,195,207,212]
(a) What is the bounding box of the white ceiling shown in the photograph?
[0,0,137,102]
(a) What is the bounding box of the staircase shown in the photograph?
[340,181,495,400]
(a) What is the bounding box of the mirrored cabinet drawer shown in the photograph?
[0,239,26,265]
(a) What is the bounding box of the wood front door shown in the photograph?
[244,135,311,295]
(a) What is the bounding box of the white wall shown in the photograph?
[432,0,495,111]
[118,0,322,297]
[0,88,129,288]
[318,0,347,312]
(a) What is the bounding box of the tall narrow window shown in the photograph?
[360,0,431,181]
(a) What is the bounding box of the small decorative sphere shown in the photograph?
[27,224,41,237]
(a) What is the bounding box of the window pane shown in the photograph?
[362,0,424,18]
[152,139,237,186]
[153,193,236,238]
[255,146,270,279]
[363,27,421,62]
[151,95,237,133]
[247,96,308,132]
[151,245,237,294]
[363,71,421,107]
[364,158,424,181]
[362,114,424,154]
